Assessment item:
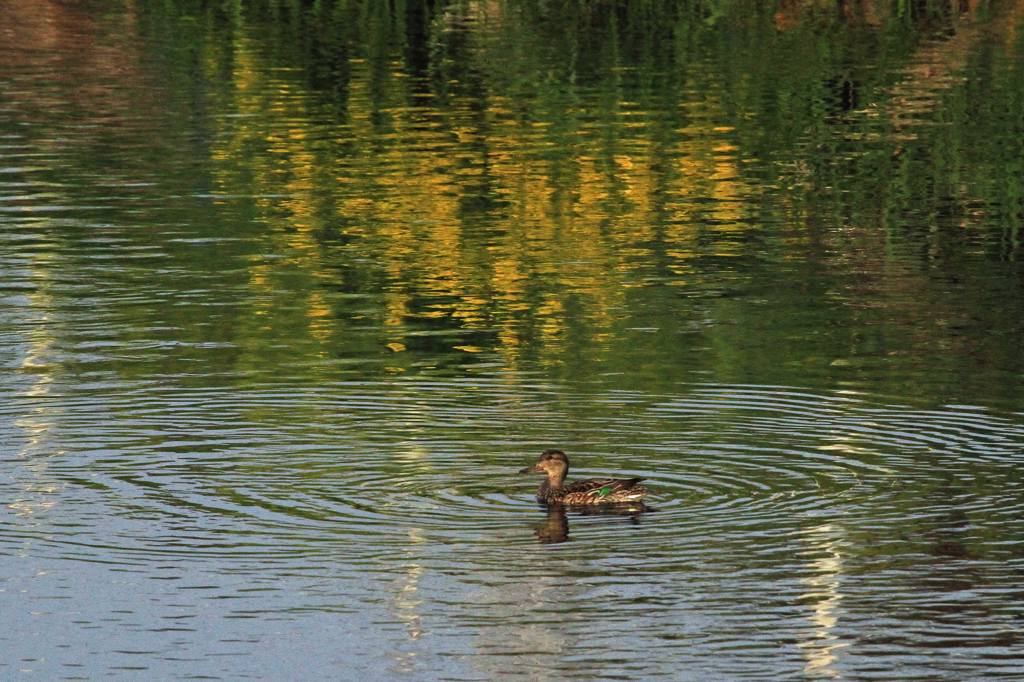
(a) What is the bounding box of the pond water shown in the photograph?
[3,0,1024,679]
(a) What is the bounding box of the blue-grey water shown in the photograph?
[3,1,1024,679]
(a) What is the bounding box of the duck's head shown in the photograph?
[519,449,569,479]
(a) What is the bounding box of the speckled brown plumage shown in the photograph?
[518,449,646,505]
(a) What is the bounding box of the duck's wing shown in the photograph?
[562,477,645,503]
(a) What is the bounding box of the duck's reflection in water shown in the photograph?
[532,503,653,544]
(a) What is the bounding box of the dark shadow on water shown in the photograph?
[532,502,655,545]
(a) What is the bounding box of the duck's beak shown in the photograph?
[519,464,540,474]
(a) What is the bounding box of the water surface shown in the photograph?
[3,1,1024,679]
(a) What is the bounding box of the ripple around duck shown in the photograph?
[4,380,1024,566]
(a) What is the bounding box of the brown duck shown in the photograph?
[519,449,646,505]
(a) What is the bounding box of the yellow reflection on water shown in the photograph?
[797,523,848,678]
[389,527,427,676]
[10,247,62,518]
[199,6,775,370]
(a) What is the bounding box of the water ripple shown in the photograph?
[6,382,1024,579]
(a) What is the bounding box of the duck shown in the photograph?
[518,449,646,505]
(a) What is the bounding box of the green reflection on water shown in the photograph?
[4,0,1023,408]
